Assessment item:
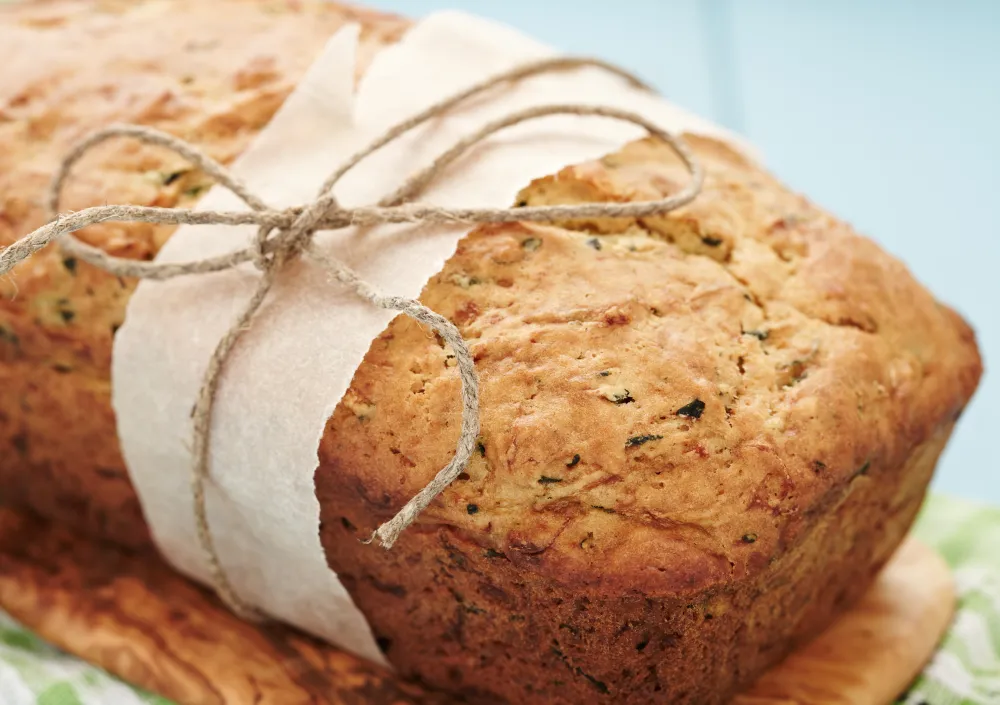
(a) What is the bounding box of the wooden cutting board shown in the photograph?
[0,508,953,705]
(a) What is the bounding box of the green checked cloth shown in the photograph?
[902,495,1000,704]
[1,495,998,705]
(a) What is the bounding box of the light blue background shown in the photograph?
[370,1,998,503]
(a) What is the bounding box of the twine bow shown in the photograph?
[0,57,704,620]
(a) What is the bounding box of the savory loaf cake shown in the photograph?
[0,0,407,545]
[0,1,983,704]
[314,138,980,704]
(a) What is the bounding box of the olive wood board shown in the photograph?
[0,508,953,705]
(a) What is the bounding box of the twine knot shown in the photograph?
[0,57,704,621]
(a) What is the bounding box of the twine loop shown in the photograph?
[0,57,704,621]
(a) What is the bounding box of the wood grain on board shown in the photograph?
[733,538,954,705]
[0,508,953,705]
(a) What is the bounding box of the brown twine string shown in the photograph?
[0,56,704,621]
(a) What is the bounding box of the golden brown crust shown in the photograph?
[0,3,982,704]
[311,136,979,702]
[318,419,956,703]
[0,0,406,545]
[317,136,981,594]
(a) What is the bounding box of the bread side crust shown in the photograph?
[319,416,955,703]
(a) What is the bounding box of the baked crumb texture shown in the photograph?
[0,2,981,704]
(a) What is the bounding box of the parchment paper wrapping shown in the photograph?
[113,11,754,665]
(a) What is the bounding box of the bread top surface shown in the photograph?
[2,1,981,597]
[320,135,981,595]
[0,0,405,370]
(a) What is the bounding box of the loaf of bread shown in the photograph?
[0,0,406,545]
[0,2,982,704]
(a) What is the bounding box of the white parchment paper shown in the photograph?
[113,11,753,664]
